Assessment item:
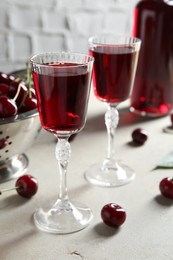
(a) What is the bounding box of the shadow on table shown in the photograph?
[0,194,31,210]
[69,183,95,199]
[94,222,120,237]
[154,194,173,207]
[0,228,37,255]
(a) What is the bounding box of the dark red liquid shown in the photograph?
[90,46,139,103]
[32,63,91,133]
[130,0,173,116]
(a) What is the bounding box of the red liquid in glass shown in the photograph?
[130,0,173,116]
[32,62,91,132]
[90,46,139,104]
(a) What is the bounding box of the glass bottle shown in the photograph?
[130,0,173,117]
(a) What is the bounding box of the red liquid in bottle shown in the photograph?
[90,46,139,104]
[130,0,173,117]
[32,63,91,133]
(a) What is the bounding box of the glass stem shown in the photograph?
[55,137,71,205]
[105,104,119,164]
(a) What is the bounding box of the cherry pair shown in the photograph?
[0,70,37,118]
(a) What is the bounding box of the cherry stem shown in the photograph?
[13,82,23,102]
[26,63,32,98]
[18,92,28,110]
[16,63,32,110]
[14,77,21,83]
[12,64,33,110]
[0,186,21,195]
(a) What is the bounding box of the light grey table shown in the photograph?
[1,91,173,260]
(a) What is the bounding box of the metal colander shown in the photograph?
[0,109,41,182]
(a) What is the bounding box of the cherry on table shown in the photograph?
[131,128,148,145]
[101,203,126,228]
[0,174,38,198]
[15,175,38,198]
[159,177,173,199]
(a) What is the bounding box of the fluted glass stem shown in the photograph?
[84,102,135,187]
[103,104,119,168]
[55,138,71,207]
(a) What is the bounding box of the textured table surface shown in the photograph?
[0,90,173,260]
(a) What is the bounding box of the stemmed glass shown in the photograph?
[84,35,141,187]
[30,52,94,234]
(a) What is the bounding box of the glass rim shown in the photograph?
[88,34,141,47]
[30,51,94,68]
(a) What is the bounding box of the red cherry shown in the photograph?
[0,138,8,149]
[8,80,20,98]
[7,74,16,83]
[19,97,37,113]
[101,203,126,228]
[132,128,148,145]
[0,72,16,85]
[0,70,37,117]
[0,72,10,84]
[15,175,38,198]
[159,177,173,199]
[0,96,18,118]
[0,83,9,96]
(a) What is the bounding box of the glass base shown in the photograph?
[33,200,93,234]
[84,161,135,187]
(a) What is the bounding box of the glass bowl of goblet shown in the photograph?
[30,51,94,234]
[84,35,141,187]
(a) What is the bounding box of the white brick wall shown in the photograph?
[0,0,138,73]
